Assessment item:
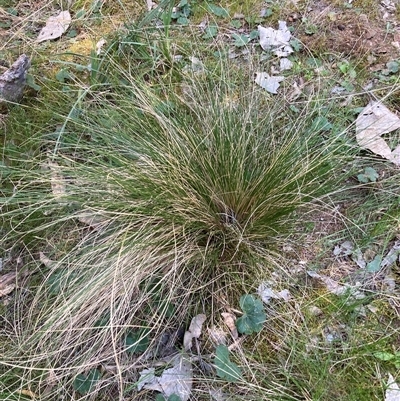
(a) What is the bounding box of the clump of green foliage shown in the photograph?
[0,20,356,399]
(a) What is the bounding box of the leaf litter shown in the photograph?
[356,101,400,165]
[183,313,206,351]
[138,354,193,401]
[36,11,72,43]
[255,21,295,93]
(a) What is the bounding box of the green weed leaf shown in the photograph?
[357,167,378,183]
[73,369,101,394]
[366,255,382,273]
[155,394,182,401]
[232,33,250,47]
[374,351,395,361]
[230,20,241,29]
[208,4,229,17]
[26,74,41,91]
[236,294,266,334]
[387,60,399,73]
[214,345,242,382]
[203,25,218,39]
[125,328,150,354]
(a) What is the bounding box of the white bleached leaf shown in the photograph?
[221,312,238,340]
[258,282,291,303]
[258,21,293,56]
[386,373,400,401]
[255,72,284,94]
[139,355,192,401]
[137,368,161,392]
[210,388,227,401]
[183,314,206,351]
[146,0,157,10]
[307,271,365,299]
[158,354,192,400]
[36,11,71,43]
[95,38,107,55]
[333,241,354,257]
[279,58,293,71]
[39,252,55,268]
[356,101,400,165]
[381,241,400,269]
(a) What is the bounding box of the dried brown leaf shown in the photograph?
[221,312,238,340]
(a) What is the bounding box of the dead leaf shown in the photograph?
[77,211,106,230]
[138,354,192,401]
[183,314,206,351]
[279,58,293,71]
[356,101,400,165]
[208,326,227,346]
[210,388,227,401]
[146,0,157,10]
[258,21,293,56]
[36,11,71,43]
[39,252,55,268]
[258,282,291,303]
[255,72,284,94]
[0,271,17,297]
[17,390,37,399]
[95,38,107,55]
[307,271,365,299]
[386,373,400,401]
[221,312,238,340]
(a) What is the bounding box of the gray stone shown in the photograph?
[0,54,30,104]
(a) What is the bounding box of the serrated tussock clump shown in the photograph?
[1,48,351,398]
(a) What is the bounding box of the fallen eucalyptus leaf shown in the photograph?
[356,101,400,165]
[36,11,71,43]
[255,72,284,94]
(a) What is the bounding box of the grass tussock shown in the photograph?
[0,29,360,399]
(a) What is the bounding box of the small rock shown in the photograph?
[0,54,30,104]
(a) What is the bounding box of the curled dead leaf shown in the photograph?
[221,312,238,340]
[183,314,206,351]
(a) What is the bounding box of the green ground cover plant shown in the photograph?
[1,1,400,400]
